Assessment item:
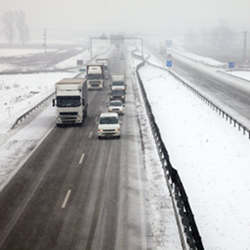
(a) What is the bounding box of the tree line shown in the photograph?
[1,10,30,45]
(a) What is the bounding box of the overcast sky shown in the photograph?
[1,0,250,34]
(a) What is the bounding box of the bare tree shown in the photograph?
[208,21,236,52]
[1,11,15,45]
[15,11,30,45]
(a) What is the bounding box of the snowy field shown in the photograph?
[0,72,74,135]
[138,59,250,249]
[52,50,88,70]
[0,48,57,57]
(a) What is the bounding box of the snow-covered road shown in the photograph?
[1,43,250,249]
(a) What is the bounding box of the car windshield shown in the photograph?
[56,96,81,107]
[112,81,124,86]
[100,116,118,124]
[110,102,122,107]
[112,89,125,96]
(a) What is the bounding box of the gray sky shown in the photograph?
[1,0,250,33]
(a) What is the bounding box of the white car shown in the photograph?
[97,112,121,139]
[108,100,124,115]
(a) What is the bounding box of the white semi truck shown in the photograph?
[52,78,88,126]
[86,64,104,90]
[96,58,109,79]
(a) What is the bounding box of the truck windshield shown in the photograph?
[112,81,124,86]
[87,74,102,79]
[112,90,125,96]
[56,96,81,107]
[110,101,122,107]
[100,117,118,124]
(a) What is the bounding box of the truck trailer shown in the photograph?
[86,64,104,90]
[96,58,109,79]
[52,78,88,126]
[111,74,126,91]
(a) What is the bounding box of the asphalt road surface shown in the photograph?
[0,48,148,250]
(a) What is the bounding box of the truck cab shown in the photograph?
[86,64,104,90]
[52,78,88,126]
[110,87,126,103]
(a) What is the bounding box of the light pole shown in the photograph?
[138,37,144,60]
[43,28,47,54]
[89,37,93,59]
[243,31,248,64]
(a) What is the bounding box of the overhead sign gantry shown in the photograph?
[89,34,144,60]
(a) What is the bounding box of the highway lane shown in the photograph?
[0,48,148,250]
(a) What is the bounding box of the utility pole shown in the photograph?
[139,37,144,60]
[43,28,47,54]
[90,37,93,59]
[243,31,248,64]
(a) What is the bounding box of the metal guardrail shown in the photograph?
[133,52,204,249]
[11,92,55,129]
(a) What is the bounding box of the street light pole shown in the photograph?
[140,38,144,60]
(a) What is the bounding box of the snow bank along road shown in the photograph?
[0,48,151,250]
[141,47,250,249]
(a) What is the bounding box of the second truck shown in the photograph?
[86,64,105,90]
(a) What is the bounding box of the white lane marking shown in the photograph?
[79,153,85,165]
[88,131,93,139]
[61,189,72,209]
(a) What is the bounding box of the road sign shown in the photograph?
[166,60,172,67]
[228,62,235,69]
